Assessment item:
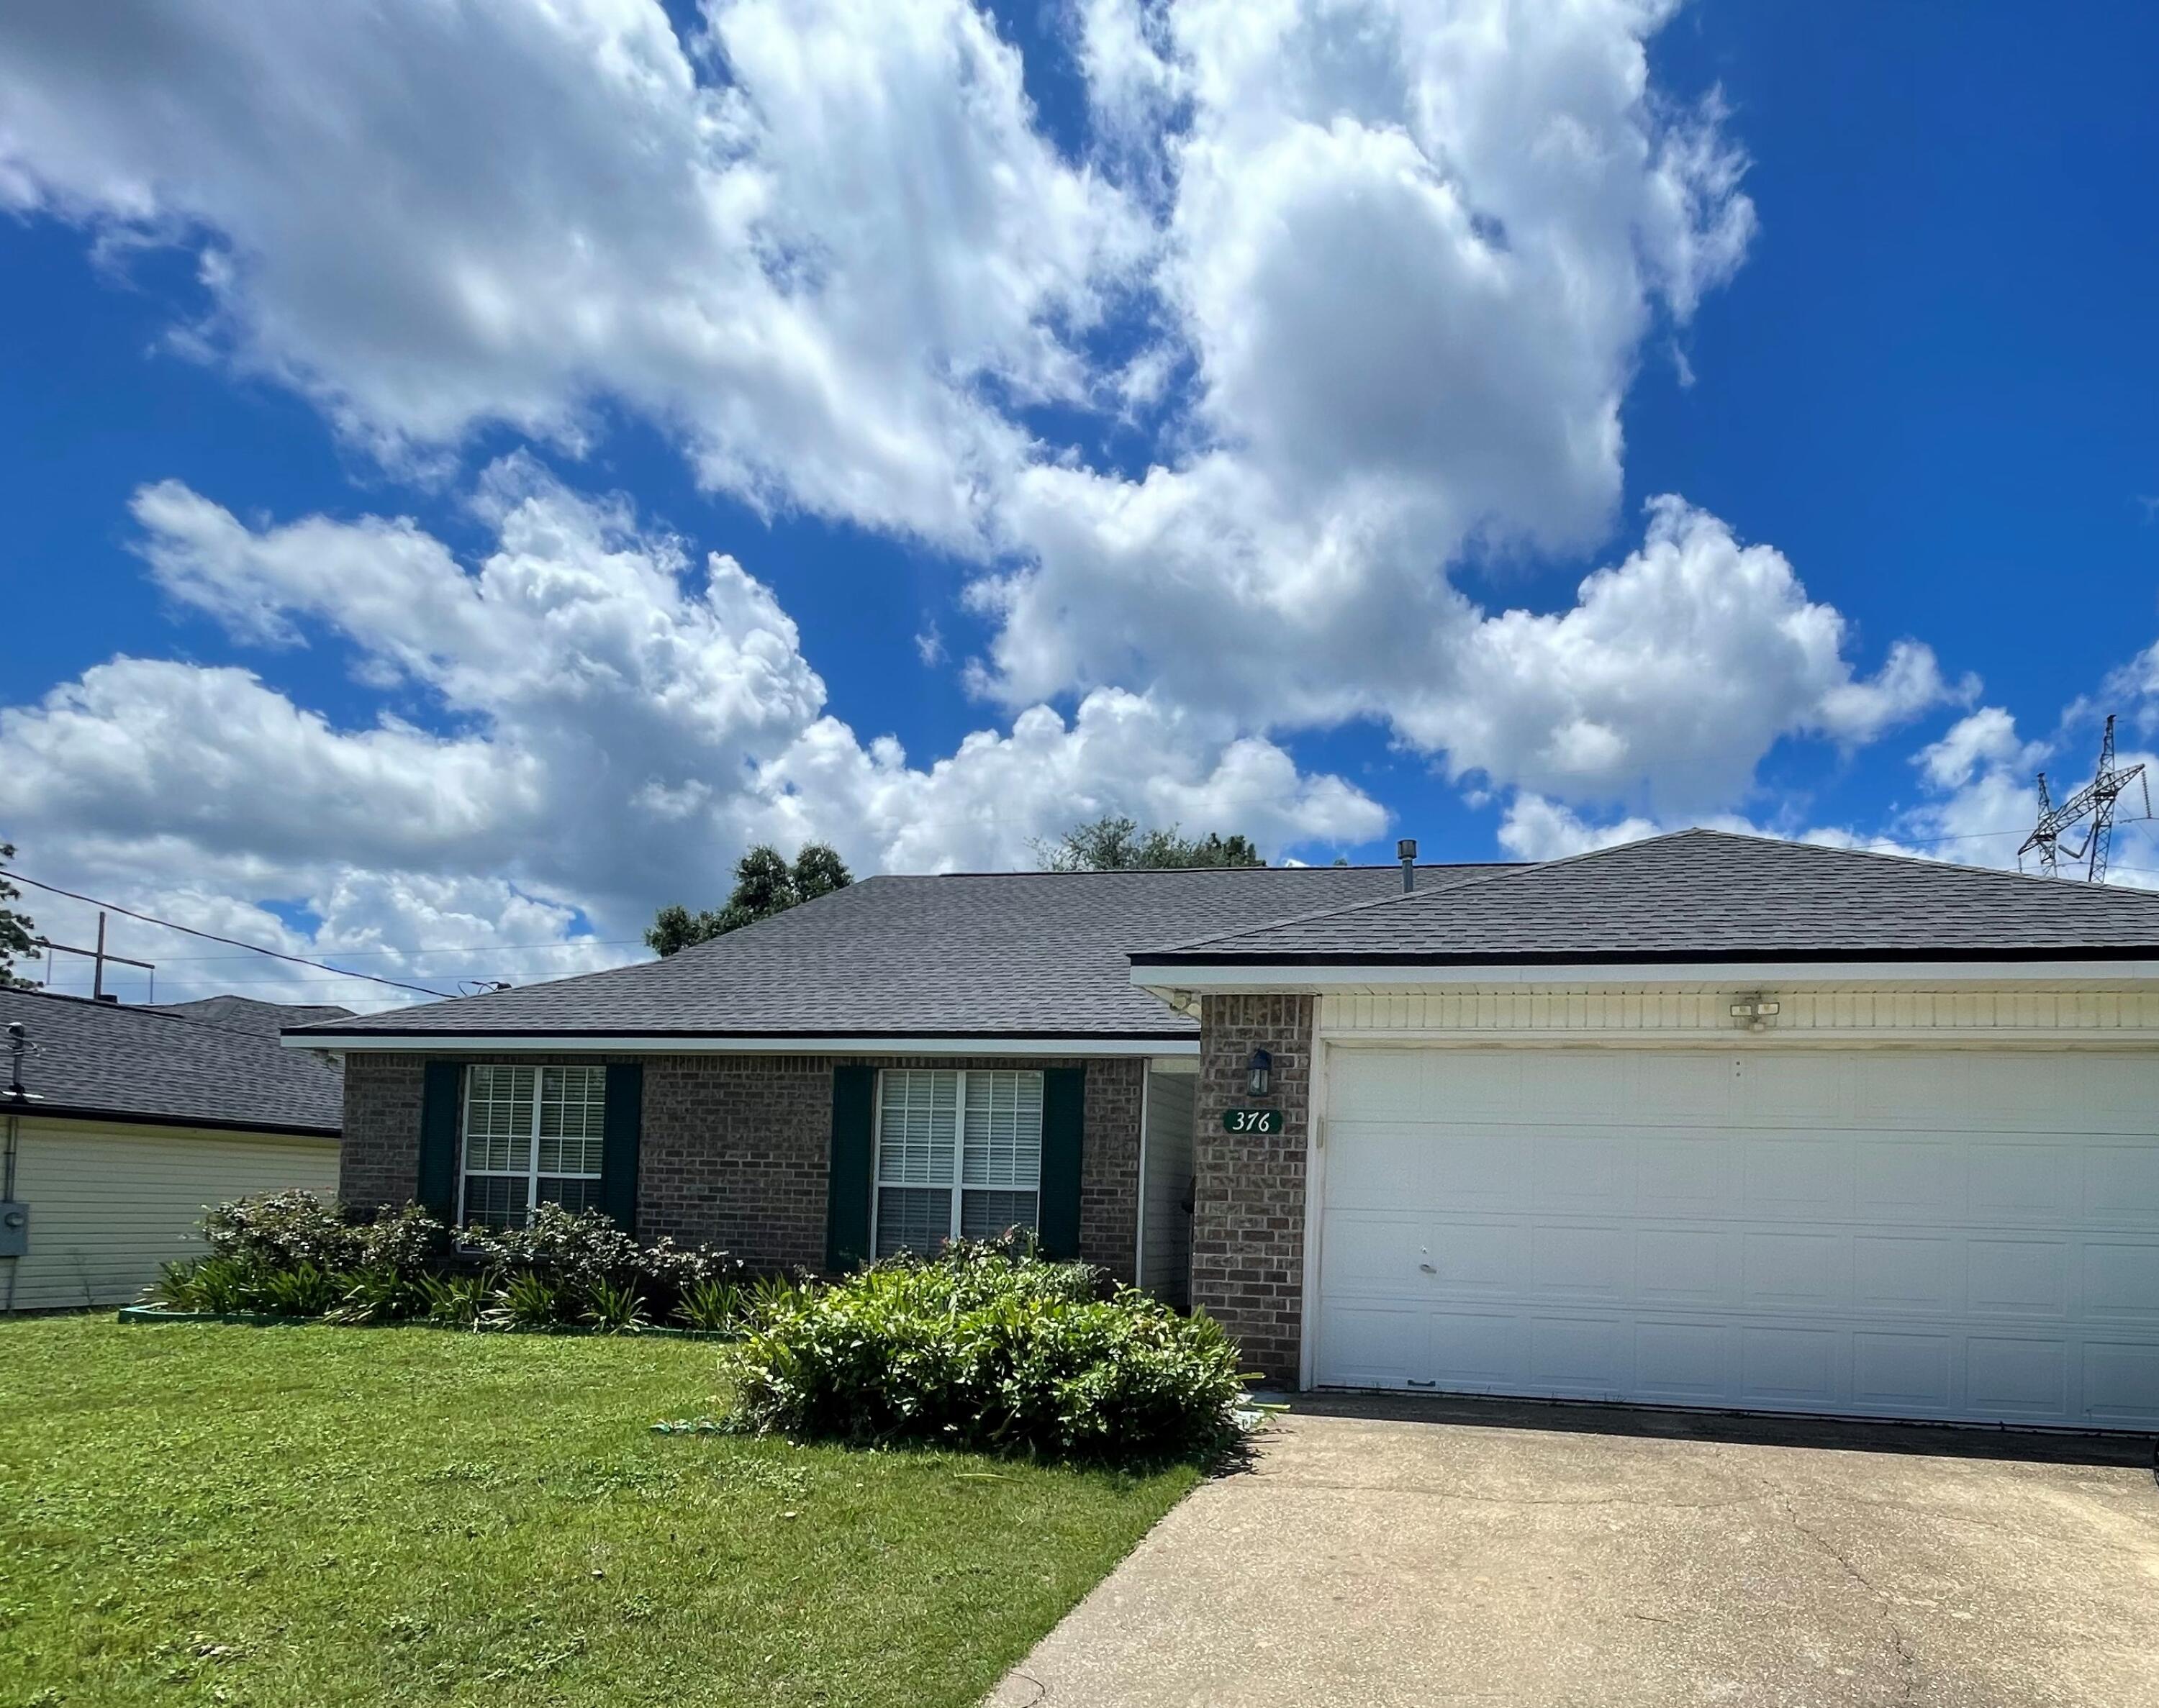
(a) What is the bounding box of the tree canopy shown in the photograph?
[1037,816,1264,872]
[645,842,854,957]
[0,843,37,990]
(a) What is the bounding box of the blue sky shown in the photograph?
[2,0,2155,1007]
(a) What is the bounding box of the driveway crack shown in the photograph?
[1768,1484,1921,1704]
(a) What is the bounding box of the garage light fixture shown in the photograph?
[1246,1048,1273,1097]
[1729,996,1781,1034]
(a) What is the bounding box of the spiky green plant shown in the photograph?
[581,1277,648,1335]
[676,1277,746,1334]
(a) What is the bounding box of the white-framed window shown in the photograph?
[872,1068,1043,1259]
[458,1064,607,1230]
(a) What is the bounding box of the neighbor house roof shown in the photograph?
[147,996,354,1035]
[1131,829,2159,968]
[2,989,344,1135]
[288,863,1503,1042]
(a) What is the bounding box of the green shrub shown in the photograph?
[725,1240,1249,1466]
[350,1204,453,1272]
[148,1192,744,1332]
[460,1204,742,1322]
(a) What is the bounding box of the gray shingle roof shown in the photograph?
[147,996,354,1035]
[3,989,343,1133]
[1133,830,2159,966]
[292,863,1503,1040]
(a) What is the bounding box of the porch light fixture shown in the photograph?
[1729,996,1781,1035]
[1246,1048,1273,1098]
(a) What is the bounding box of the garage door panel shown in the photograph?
[1424,1218,1525,1294]
[1426,1310,1522,1385]
[1426,1130,1527,1209]
[1855,1141,1964,1220]
[1852,1332,1954,1410]
[1324,1121,1438,1205]
[1634,1135,1729,1216]
[1316,1211,1427,1291]
[1740,1230,1847,1309]
[2083,1243,2159,1317]
[1969,1145,2079,1222]
[1635,1227,1734,1305]
[1967,1337,2070,1416]
[1851,1235,1960,1314]
[1529,1223,1629,1300]
[1318,1303,1431,1389]
[1635,1321,1729,1399]
[1314,1047,2159,1428]
[1528,1317,1631,1391]
[2085,1148,2159,1222]
[1967,1240,2070,1317]
[1529,1135,1625,1212]
[1741,1137,1853,1218]
[2084,1343,2159,1421]
[1738,1325,1842,1406]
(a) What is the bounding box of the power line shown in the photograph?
[147,937,646,963]
[7,874,456,1000]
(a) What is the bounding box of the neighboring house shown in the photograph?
[2,989,348,1311]
[289,830,2159,1431]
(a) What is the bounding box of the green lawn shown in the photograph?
[0,1314,1198,1707]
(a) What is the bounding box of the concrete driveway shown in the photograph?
[990,1396,2159,1708]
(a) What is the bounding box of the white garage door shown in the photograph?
[1315,1048,2159,1429]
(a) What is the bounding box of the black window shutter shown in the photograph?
[417,1060,462,1222]
[825,1065,877,1272]
[602,1063,643,1235]
[1038,1066,1085,1260]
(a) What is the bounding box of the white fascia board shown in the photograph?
[284,1032,1200,1057]
[1133,959,2159,992]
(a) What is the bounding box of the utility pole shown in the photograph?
[2018,714,2152,882]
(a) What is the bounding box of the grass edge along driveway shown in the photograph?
[0,1314,1200,1708]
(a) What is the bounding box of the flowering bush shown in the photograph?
[145,1194,743,1332]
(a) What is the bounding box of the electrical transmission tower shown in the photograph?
[2018,714,2150,881]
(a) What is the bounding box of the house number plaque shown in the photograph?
[1221,1109,1282,1134]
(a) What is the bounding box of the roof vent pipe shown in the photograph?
[1398,838,1418,892]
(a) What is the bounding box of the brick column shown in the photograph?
[1191,994,1313,1386]
[338,1053,426,1213]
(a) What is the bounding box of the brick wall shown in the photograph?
[335,1050,1144,1282]
[339,1052,426,1214]
[1080,1056,1144,1281]
[1191,994,1313,1386]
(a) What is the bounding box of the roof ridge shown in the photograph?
[5,986,315,1048]
[859,861,1521,879]
[1142,847,1585,953]
[1680,824,2159,899]
[1149,830,1729,953]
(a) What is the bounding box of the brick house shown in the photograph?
[290,830,2159,1427]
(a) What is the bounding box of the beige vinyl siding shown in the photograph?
[1140,1070,1196,1309]
[5,1116,339,1312]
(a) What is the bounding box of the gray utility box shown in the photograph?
[0,1201,27,1258]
